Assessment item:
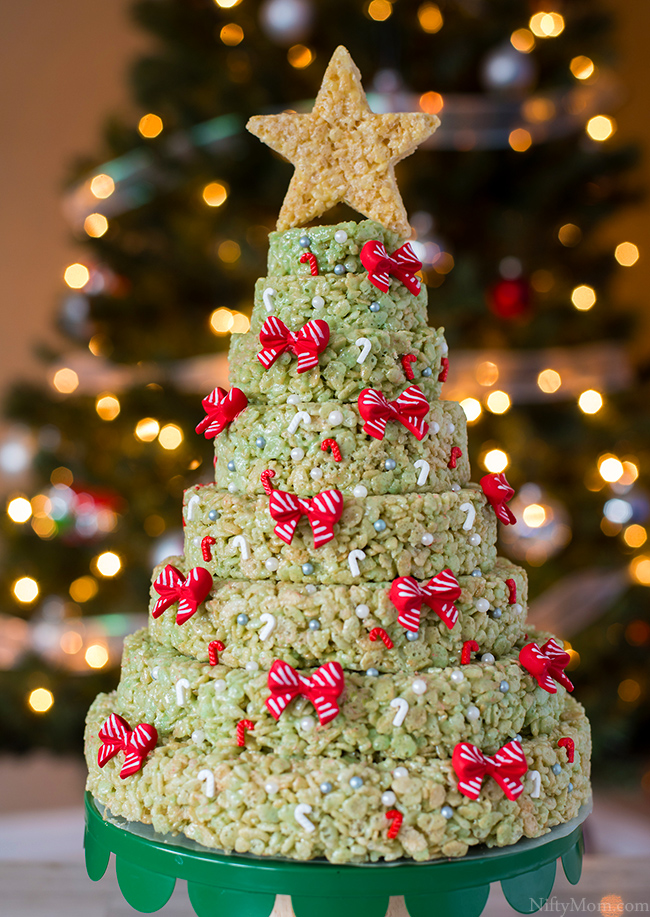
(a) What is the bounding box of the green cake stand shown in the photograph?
[84,792,590,917]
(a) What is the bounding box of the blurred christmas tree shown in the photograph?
[1,0,647,779]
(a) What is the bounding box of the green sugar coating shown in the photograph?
[148,556,527,672]
[214,399,470,496]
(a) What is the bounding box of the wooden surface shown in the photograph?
[1,856,648,917]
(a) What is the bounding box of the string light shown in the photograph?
[630,555,650,585]
[509,129,532,152]
[214,0,242,7]
[598,456,624,483]
[210,308,235,334]
[13,576,39,603]
[85,644,109,669]
[64,263,89,289]
[90,174,115,199]
[418,3,443,33]
[28,688,54,713]
[522,503,547,528]
[287,45,314,68]
[586,115,615,142]
[620,461,639,485]
[135,418,160,442]
[203,181,228,207]
[570,56,595,80]
[483,449,509,473]
[578,390,603,414]
[94,551,121,577]
[615,242,639,266]
[220,23,244,45]
[529,12,565,38]
[571,285,596,311]
[84,214,109,238]
[537,369,562,394]
[159,424,184,450]
[624,525,647,549]
[7,497,32,523]
[366,0,392,21]
[558,223,582,247]
[52,368,79,394]
[217,240,241,263]
[95,394,120,421]
[510,29,535,53]
[69,576,98,603]
[486,390,511,414]
[138,114,163,138]
[419,92,444,115]
[460,398,482,422]
[476,361,499,386]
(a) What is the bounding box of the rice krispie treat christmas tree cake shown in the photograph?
[85,46,591,864]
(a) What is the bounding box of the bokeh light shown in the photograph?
[203,181,229,207]
[94,551,121,577]
[13,576,39,603]
[85,644,109,669]
[615,242,639,266]
[95,394,120,421]
[571,285,596,311]
[135,418,160,442]
[138,113,163,138]
[418,3,443,33]
[28,688,53,713]
[159,424,184,450]
[64,263,90,289]
[90,174,115,199]
[84,213,109,238]
[586,115,615,142]
[578,390,603,414]
[486,390,511,414]
[7,497,32,523]
[483,449,509,473]
[460,398,482,423]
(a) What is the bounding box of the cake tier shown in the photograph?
[117,629,566,761]
[214,399,469,496]
[183,485,497,584]
[149,557,527,672]
[228,320,444,405]
[86,690,591,864]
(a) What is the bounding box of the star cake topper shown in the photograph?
[246,46,439,238]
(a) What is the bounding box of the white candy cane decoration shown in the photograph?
[460,502,476,531]
[528,769,542,798]
[348,549,366,577]
[175,677,191,706]
[288,411,310,434]
[259,613,276,641]
[186,494,201,521]
[231,535,250,561]
[263,287,276,312]
[390,697,409,727]
[294,803,315,833]
[197,768,215,798]
[414,459,430,486]
[355,337,372,364]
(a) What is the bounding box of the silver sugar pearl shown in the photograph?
[422,367,432,377]
[320,781,333,794]
[302,563,314,575]
[299,235,311,248]
[349,776,364,789]
[227,460,236,471]
[499,680,510,693]
[406,630,419,642]
[552,764,562,775]
[334,264,346,275]
[369,302,381,313]
[492,608,503,619]
[568,782,574,792]
[373,519,387,532]
[208,510,220,521]
[471,568,482,577]
[384,459,397,471]
[255,436,266,448]
[308,618,321,631]
[236,613,249,626]
[441,805,454,820]
[366,667,379,677]
[344,258,357,272]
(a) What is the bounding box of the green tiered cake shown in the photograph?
[85,47,591,865]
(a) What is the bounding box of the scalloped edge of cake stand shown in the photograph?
[84,792,591,917]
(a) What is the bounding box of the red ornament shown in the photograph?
[236,719,255,747]
[369,627,394,649]
[452,739,528,801]
[401,354,417,380]
[358,386,430,441]
[360,240,422,295]
[321,438,342,462]
[152,564,213,625]
[519,639,574,694]
[258,316,329,374]
[385,809,403,839]
[262,470,343,548]
[208,640,225,666]
[389,570,461,632]
[438,357,449,383]
[195,387,248,440]
[480,473,516,525]
[266,660,345,726]
[98,713,157,779]
[448,447,463,469]
[505,578,517,604]
[201,536,216,562]
[299,251,319,275]
[558,737,575,763]
[461,640,479,664]
[487,278,531,320]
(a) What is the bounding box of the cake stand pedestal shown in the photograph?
[84,792,589,917]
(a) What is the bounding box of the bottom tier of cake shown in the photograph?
[85,692,591,864]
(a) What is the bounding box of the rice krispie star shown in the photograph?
[247,46,440,238]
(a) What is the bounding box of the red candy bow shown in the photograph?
[195,386,248,440]
[358,386,430,441]
[257,316,330,374]
[481,473,516,525]
[98,713,157,779]
[519,638,574,694]
[452,739,528,801]
[266,660,345,726]
[268,487,343,548]
[360,240,422,296]
[389,569,461,632]
[152,564,213,625]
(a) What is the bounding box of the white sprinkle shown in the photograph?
[310,467,323,480]
[186,494,201,521]
[392,767,408,779]
[475,598,490,613]
[311,295,325,310]
[353,484,368,498]
[334,230,348,243]
[327,410,343,426]
[245,660,259,673]
[305,584,317,594]
[299,716,316,732]
[191,730,205,744]
[287,395,300,405]
[450,669,464,684]
[469,533,482,546]
[214,679,227,694]
[441,341,449,355]
[414,459,430,486]
[381,791,396,806]
[421,533,434,546]
[265,780,279,795]
[290,447,305,461]
[152,667,159,680]
[412,679,427,695]
[460,502,476,531]
[288,411,310,434]
[355,604,370,619]
[466,705,480,721]
[265,557,279,572]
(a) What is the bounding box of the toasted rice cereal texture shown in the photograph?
[85,217,591,863]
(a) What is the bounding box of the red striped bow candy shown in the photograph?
[268,487,343,548]
[452,739,528,801]
[480,472,516,525]
[360,240,422,296]
[152,564,213,625]
[257,316,330,374]
[195,386,248,439]
[358,386,430,441]
[98,713,157,779]
[265,660,345,726]
[389,569,461,632]
[519,638,574,694]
